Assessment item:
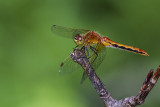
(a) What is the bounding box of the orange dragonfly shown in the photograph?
[51,25,148,83]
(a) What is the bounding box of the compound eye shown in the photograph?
[74,34,82,41]
[74,36,78,40]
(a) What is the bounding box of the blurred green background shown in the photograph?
[0,0,160,107]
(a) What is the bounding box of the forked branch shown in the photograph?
[70,47,160,107]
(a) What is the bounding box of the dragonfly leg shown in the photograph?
[90,46,98,64]
[85,47,89,56]
[73,45,79,50]
[90,46,97,52]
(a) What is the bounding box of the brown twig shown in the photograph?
[70,47,160,107]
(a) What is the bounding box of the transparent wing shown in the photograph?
[81,44,107,83]
[90,44,107,70]
[59,55,81,75]
[60,45,107,83]
[51,25,90,39]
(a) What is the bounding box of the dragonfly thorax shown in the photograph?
[74,34,84,46]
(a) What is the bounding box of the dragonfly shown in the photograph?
[51,25,149,83]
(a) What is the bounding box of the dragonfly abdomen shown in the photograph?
[101,37,149,56]
[111,43,148,56]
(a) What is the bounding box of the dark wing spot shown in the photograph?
[52,25,56,28]
[60,62,64,67]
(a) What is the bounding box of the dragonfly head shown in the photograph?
[74,34,84,46]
